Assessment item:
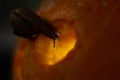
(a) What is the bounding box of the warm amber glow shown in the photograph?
[33,22,77,65]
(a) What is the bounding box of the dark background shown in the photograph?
[0,0,42,80]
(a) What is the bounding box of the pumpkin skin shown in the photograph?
[12,0,120,80]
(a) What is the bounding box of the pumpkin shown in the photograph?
[12,0,120,80]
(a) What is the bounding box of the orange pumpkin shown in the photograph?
[12,0,120,80]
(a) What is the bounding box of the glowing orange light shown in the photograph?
[33,23,77,65]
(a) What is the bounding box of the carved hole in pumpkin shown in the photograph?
[33,19,77,65]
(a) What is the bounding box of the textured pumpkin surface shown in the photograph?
[12,0,120,80]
